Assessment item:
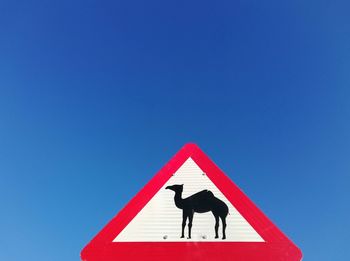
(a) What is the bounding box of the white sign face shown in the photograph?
[114,158,264,242]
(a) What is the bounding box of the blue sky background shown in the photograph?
[1,1,349,260]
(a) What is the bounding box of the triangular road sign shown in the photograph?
[81,143,302,261]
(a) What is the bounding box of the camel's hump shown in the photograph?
[186,189,215,200]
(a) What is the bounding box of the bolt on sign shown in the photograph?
[81,144,302,261]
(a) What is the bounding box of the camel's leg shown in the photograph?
[221,216,227,240]
[181,212,187,238]
[214,215,219,239]
[188,212,194,239]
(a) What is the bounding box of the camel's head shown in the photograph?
[165,184,183,193]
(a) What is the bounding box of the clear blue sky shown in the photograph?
[1,1,349,260]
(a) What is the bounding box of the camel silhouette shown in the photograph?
[166,184,228,239]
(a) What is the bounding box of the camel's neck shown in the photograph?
[174,191,184,209]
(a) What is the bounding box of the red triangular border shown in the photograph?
[81,143,302,261]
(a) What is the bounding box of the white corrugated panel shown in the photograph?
[113,158,264,242]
